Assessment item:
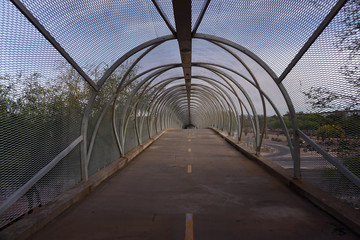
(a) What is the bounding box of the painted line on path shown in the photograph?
[185,213,194,240]
[187,164,192,173]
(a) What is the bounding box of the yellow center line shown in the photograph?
[187,164,192,173]
[185,213,194,240]
[188,148,191,152]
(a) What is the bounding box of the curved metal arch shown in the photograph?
[98,35,176,88]
[192,80,241,134]
[148,86,210,127]
[192,63,296,169]
[177,102,212,128]
[119,72,191,141]
[119,62,252,123]
[123,78,188,141]
[81,36,176,179]
[144,82,188,132]
[148,85,222,129]
[153,73,248,137]
[115,66,178,155]
[138,77,236,132]
[191,64,261,148]
[119,61,257,143]
[148,76,240,131]
[124,63,257,138]
[106,62,259,157]
[192,34,301,177]
[124,62,294,171]
[190,84,239,133]
[85,33,301,177]
[85,44,163,165]
[158,86,228,130]
[191,75,252,140]
[173,95,220,128]
[208,40,267,152]
[149,89,190,128]
[120,66,250,146]
[112,57,258,140]
[166,88,224,124]
[194,64,262,147]
[193,34,278,80]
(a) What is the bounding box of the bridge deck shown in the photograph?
[29,129,356,239]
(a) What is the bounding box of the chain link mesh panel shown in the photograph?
[1,0,359,230]
[191,0,207,30]
[20,0,172,78]
[155,0,176,30]
[282,0,360,207]
[1,0,87,228]
[196,0,338,75]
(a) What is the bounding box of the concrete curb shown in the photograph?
[0,130,167,240]
[210,127,360,236]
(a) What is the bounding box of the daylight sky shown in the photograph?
[0,0,353,115]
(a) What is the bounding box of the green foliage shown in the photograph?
[271,137,282,142]
[0,61,139,192]
[339,114,360,137]
[315,124,345,141]
[267,116,282,130]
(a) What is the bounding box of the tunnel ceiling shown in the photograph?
[3,0,348,129]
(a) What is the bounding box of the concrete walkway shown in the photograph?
[29,129,357,239]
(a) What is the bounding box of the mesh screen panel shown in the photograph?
[141,117,151,143]
[1,0,360,229]
[1,0,87,228]
[138,40,181,71]
[124,121,138,153]
[191,0,207,30]
[262,105,293,172]
[155,0,176,30]
[238,113,256,153]
[197,0,337,75]
[282,0,360,206]
[301,152,360,208]
[88,108,120,176]
[20,0,172,77]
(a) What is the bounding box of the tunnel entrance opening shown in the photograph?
[184,124,196,129]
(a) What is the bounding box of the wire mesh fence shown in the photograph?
[281,0,360,207]
[1,0,359,231]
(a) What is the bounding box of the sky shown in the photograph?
[0,0,355,117]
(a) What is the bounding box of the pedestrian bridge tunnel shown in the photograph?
[1,0,359,235]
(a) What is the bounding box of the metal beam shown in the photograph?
[276,0,348,84]
[10,0,99,91]
[0,136,83,216]
[297,129,360,189]
[172,0,192,124]
[151,0,177,36]
[192,0,211,36]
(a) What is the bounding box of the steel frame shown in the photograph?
[4,0,355,218]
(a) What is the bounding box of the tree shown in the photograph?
[315,124,345,141]
[0,61,140,194]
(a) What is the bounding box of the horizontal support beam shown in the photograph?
[276,0,348,84]
[10,0,99,91]
[0,136,83,216]
[297,129,360,189]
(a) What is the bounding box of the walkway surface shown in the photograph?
[29,129,357,239]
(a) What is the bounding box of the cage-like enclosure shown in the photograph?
[0,0,359,229]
